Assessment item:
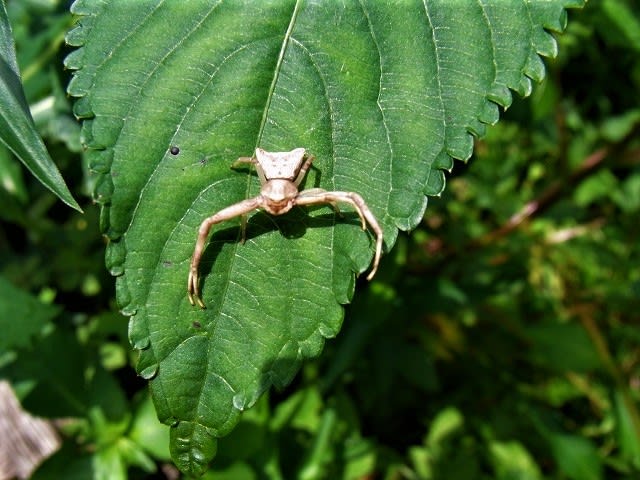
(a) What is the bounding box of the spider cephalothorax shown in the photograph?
[187,147,384,308]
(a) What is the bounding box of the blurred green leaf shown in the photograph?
[93,442,127,480]
[547,433,603,480]
[342,437,376,480]
[574,170,618,207]
[117,437,157,473]
[489,441,542,480]
[600,110,640,142]
[215,417,268,465]
[0,142,27,202]
[31,443,95,480]
[427,407,464,448]
[413,416,482,480]
[527,323,603,372]
[276,387,323,434]
[613,389,640,467]
[600,0,640,51]
[128,394,171,461]
[396,344,439,394]
[0,1,80,211]
[298,408,336,480]
[613,173,640,213]
[202,462,257,480]
[0,275,59,355]
[1,328,127,419]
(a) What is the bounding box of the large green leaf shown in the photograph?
[0,1,81,211]
[65,0,584,473]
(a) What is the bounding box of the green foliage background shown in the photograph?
[1,1,640,479]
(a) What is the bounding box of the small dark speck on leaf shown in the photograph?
[162,261,173,267]
[192,321,202,329]
[169,146,180,155]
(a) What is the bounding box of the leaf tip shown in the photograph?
[170,421,218,477]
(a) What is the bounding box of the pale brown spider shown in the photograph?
[187,147,384,308]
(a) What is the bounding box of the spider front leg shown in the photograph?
[297,188,346,220]
[293,154,315,186]
[230,156,258,243]
[231,155,257,168]
[188,197,262,308]
[295,190,384,280]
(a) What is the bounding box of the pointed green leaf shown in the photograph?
[613,389,640,466]
[65,0,584,472]
[0,1,81,211]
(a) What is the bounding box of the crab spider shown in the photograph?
[187,147,384,308]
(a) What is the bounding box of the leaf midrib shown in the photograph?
[192,1,304,424]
